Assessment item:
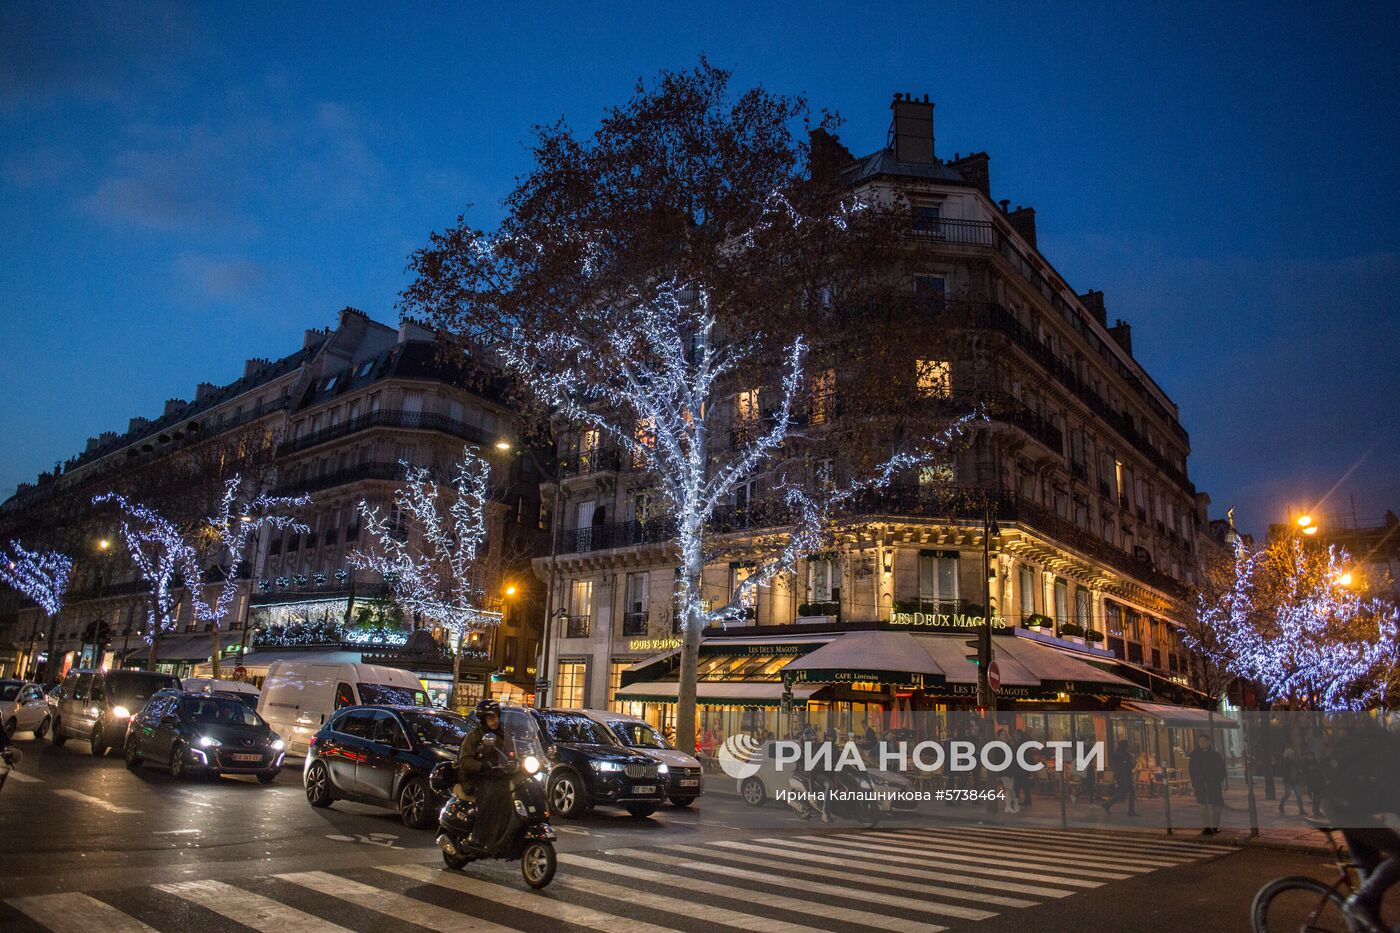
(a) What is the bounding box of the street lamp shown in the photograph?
[1337,571,1354,587]
[1296,515,1319,536]
[494,439,513,451]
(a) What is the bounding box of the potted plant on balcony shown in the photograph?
[1084,628,1106,645]
[1023,613,1052,631]
[796,602,839,624]
[1057,621,1086,645]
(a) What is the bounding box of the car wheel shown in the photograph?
[548,771,585,819]
[124,735,144,769]
[257,771,278,785]
[34,716,49,739]
[740,777,766,806]
[305,761,334,808]
[169,742,187,779]
[50,717,66,747]
[668,796,697,808]
[91,728,107,757]
[3,718,14,739]
[398,776,436,829]
[625,803,658,818]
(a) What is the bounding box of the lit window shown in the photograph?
[809,368,835,424]
[736,388,760,425]
[556,660,587,709]
[916,360,951,398]
[919,462,953,487]
[632,418,655,468]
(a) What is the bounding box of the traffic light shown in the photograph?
[964,637,983,668]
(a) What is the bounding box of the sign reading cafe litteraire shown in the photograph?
[889,610,1010,630]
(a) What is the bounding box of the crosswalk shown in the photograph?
[2,826,1231,932]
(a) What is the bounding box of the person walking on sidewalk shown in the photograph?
[1278,746,1306,816]
[1301,749,1324,817]
[1189,733,1226,835]
[1103,740,1138,816]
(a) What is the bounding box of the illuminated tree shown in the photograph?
[194,476,310,678]
[349,445,498,708]
[0,540,72,618]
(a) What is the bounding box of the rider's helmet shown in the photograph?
[475,699,501,719]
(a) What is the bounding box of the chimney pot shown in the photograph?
[889,92,935,164]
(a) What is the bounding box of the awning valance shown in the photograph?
[1120,701,1238,728]
[614,680,819,708]
[123,636,214,663]
[782,630,945,688]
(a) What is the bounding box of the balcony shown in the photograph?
[622,612,649,636]
[277,410,497,458]
[905,217,999,247]
[562,614,591,639]
[561,518,678,554]
[273,461,406,497]
[562,448,625,477]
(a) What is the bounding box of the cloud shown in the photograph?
[172,255,267,302]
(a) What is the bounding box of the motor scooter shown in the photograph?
[430,734,557,889]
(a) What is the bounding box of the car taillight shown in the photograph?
[308,736,317,749]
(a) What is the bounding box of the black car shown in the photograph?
[124,689,286,782]
[303,705,471,829]
[522,708,666,818]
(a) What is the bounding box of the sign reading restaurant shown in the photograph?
[889,610,1010,630]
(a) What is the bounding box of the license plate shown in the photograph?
[679,779,700,787]
[229,754,261,762]
[632,785,656,794]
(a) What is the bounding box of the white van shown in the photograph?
[181,677,260,709]
[257,660,429,756]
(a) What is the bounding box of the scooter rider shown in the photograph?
[456,699,517,853]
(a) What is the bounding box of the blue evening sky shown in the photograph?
[2,1,1397,534]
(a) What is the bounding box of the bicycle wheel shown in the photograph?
[1251,875,1350,933]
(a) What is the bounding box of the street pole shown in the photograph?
[536,458,563,709]
[977,498,996,709]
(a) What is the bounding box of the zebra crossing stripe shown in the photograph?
[3,769,40,783]
[52,788,140,814]
[834,830,1153,875]
[274,870,521,933]
[381,863,682,933]
[8,893,158,932]
[562,853,946,933]
[732,837,1079,898]
[817,833,1124,882]
[154,879,353,932]
[653,847,995,923]
[925,824,1226,857]
[873,828,1187,869]
[706,840,1040,909]
[553,873,832,933]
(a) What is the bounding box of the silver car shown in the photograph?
[1,680,51,738]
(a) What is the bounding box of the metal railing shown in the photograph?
[277,410,496,458]
[622,612,649,636]
[273,461,405,497]
[562,614,591,639]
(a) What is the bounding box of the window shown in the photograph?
[402,391,424,414]
[608,660,644,715]
[1076,588,1093,631]
[918,462,954,488]
[735,388,760,426]
[914,273,947,304]
[334,682,355,709]
[624,573,649,635]
[1054,579,1069,627]
[556,660,587,710]
[1018,566,1036,618]
[807,558,836,603]
[577,428,600,471]
[1114,459,1124,498]
[809,368,835,424]
[357,359,375,378]
[912,202,941,233]
[566,579,593,637]
[632,491,653,524]
[919,552,959,606]
[1106,602,1123,636]
[633,417,655,468]
[323,374,339,392]
[915,359,952,399]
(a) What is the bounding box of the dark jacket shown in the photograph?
[1189,747,1226,805]
[455,724,515,849]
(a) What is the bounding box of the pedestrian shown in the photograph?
[1103,740,1138,816]
[1300,750,1324,817]
[1278,746,1306,816]
[997,729,1020,813]
[1189,733,1226,835]
[1012,729,1035,808]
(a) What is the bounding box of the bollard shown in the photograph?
[1059,765,1069,829]
[1161,770,1173,836]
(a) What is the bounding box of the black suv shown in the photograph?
[52,669,180,756]
[303,705,471,829]
[523,708,665,818]
[124,689,285,782]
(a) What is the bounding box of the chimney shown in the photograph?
[85,436,101,453]
[99,431,119,445]
[1006,205,1037,248]
[162,398,186,418]
[950,151,990,197]
[128,416,151,434]
[243,358,268,379]
[194,382,217,403]
[1079,290,1108,326]
[398,318,435,344]
[808,127,855,182]
[889,93,935,165]
[1109,319,1133,356]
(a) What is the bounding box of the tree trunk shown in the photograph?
[448,631,465,712]
[674,537,705,757]
[148,624,163,673]
[210,619,222,681]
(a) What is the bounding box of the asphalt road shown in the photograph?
[2,727,1395,932]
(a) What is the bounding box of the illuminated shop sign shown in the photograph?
[628,637,683,652]
[890,611,1010,630]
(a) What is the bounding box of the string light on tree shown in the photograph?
[0,540,72,617]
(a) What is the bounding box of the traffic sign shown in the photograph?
[535,679,551,689]
[987,660,1001,693]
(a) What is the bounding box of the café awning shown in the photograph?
[1120,700,1238,728]
[992,636,1149,699]
[613,680,819,708]
[781,630,946,688]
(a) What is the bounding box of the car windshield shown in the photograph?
[608,720,672,749]
[183,696,263,727]
[356,682,429,707]
[538,712,611,745]
[0,682,22,702]
[400,709,472,748]
[106,672,179,704]
[216,691,259,711]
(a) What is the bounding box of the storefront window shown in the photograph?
[608,659,645,716]
[556,659,587,709]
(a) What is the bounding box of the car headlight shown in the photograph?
[522,755,540,774]
[593,760,623,772]
[198,735,222,748]
[270,738,285,752]
[658,764,669,774]
[111,705,131,719]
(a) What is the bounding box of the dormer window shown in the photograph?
[357,359,375,378]
[323,375,339,392]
